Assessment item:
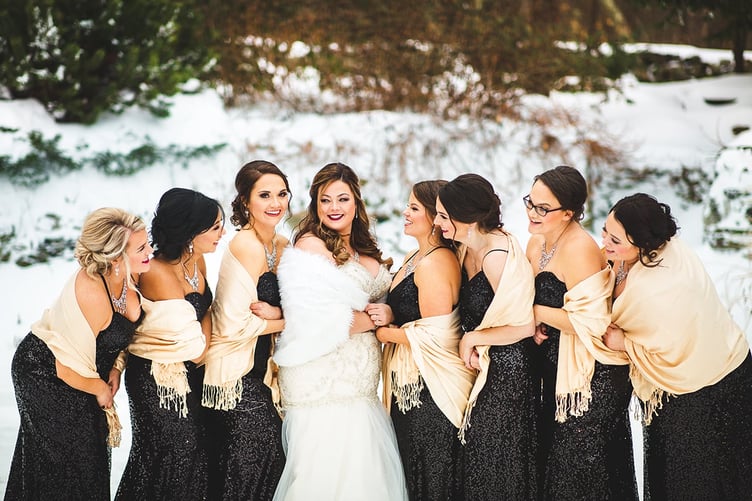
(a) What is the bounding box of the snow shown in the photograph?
[0,44,750,498]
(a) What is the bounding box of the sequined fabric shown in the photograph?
[457,270,540,501]
[387,273,461,499]
[205,271,285,501]
[535,271,637,501]
[644,353,752,501]
[6,311,138,501]
[116,287,213,501]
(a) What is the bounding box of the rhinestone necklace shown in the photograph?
[253,228,277,271]
[615,260,629,286]
[183,260,200,292]
[403,247,436,276]
[111,278,128,314]
[538,223,570,270]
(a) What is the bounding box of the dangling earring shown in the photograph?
[355,212,359,220]
[468,226,474,239]
[115,264,120,277]
[188,242,194,256]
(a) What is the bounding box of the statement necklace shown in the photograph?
[538,223,570,270]
[183,260,200,292]
[111,279,128,315]
[615,260,630,286]
[403,247,435,276]
[253,228,277,271]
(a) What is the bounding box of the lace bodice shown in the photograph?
[278,262,391,409]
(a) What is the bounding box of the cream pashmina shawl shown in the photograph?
[554,267,627,422]
[202,249,269,410]
[612,237,749,423]
[31,272,122,447]
[382,309,476,428]
[458,232,535,443]
[127,297,206,418]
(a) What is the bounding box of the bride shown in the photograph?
[272,163,408,501]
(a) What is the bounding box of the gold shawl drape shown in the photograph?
[31,271,122,447]
[555,267,627,422]
[458,232,535,443]
[128,297,206,418]
[382,309,476,428]
[202,249,268,410]
[612,237,749,423]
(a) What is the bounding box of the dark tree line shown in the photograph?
[0,0,748,123]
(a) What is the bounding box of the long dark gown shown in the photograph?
[457,265,539,501]
[6,277,139,501]
[116,287,212,501]
[644,352,752,501]
[205,271,286,501]
[386,272,461,501]
[535,271,638,501]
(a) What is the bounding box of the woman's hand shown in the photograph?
[459,332,479,369]
[468,349,481,370]
[96,380,114,410]
[251,301,282,320]
[603,323,627,351]
[365,303,393,327]
[533,323,548,345]
[107,368,122,397]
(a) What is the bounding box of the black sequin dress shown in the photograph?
[205,271,285,501]
[643,352,752,501]
[386,272,461,500]
[457,268,539,501]
[535,271,638,501]
[116,287,213,501]
[6,278,139,501]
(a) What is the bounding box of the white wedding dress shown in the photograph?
[273,260,408,501]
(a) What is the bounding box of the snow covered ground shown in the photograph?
[0,44,750,497]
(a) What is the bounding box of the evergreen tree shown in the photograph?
[0,0,216,123]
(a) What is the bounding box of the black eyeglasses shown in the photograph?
[522,195,564,217]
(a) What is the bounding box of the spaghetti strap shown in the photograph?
[481,247,508,263]
[99,274,116,313]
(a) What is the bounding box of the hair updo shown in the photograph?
[74,207,145,279]
[150,188,224,261]
[437,173,504,233]
[534,165,588,221]
[610,193,679,266]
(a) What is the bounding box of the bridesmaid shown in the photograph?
[434,173,539,500]
[203,160,289,500]
[368,180,475,500]
[116,188,225,500]
[525,165,637,500]
[604,193,752,500]
[6,208,151,500]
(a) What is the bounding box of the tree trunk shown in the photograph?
[733,26,747,73]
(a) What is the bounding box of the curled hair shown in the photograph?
[230,160,291,228]
[294,162,391,268]
[534,165,588,221]
[437,173,504,233]
[412,179,453,248]
[150,188,224,261]
[74,207,146,284]
[610,193,679,267]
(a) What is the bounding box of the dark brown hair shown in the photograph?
[294,162,391,268]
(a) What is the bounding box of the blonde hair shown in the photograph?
[74,208,146,285]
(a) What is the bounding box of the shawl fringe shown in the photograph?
[151,361,190,418]
[554,389,592,423]
[104,406,122,447]
[390,371,424,413]
[201,379,244,411]
[458,398,478,445]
